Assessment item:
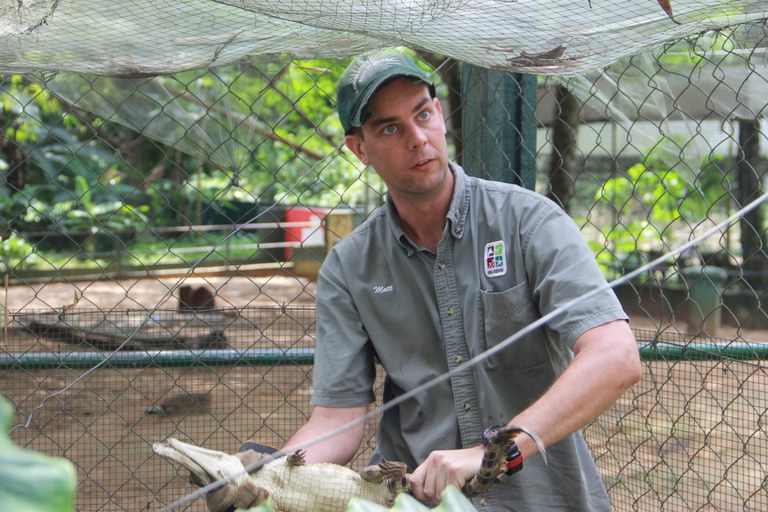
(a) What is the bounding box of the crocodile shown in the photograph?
[154,438,409,512]
[153,424,545,512]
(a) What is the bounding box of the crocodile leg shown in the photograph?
[356,461,410,507]
[287,450,307,466]
[359,460,408,483]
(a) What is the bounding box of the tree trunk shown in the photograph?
[546,84,580,213]
[1,127,27,196]
[736,117,767,285]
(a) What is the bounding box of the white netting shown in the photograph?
[1,0,767,75]
[557,25,768,182]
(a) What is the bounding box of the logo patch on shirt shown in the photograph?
[373,284,394,294]
[484,241,507,277]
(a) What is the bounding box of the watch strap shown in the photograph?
[503,441,523,475]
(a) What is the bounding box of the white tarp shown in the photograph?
[0,0,766,75]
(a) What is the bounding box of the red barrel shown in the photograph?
[284,206,328,259]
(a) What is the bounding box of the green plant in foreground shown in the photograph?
[236,485,478,512]
[348,486,478,511]
[0,394,77,512]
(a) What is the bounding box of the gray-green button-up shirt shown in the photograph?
[313,163,627,510]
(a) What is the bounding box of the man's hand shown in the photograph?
[409,444,485,506]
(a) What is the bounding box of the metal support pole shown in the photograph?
[0,348,316,370]
[460,65,537,189]
[4,340,768,370]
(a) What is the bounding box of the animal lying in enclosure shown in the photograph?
[153,424,542,511]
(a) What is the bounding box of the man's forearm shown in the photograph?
[509,320,641,458]
[282,405,368,465]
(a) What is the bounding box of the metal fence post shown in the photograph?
[460,65,537,189]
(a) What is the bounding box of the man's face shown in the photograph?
[344,78,450,202]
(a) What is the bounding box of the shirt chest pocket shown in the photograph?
[479,283,549,371]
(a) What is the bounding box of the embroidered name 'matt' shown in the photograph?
[484,241,507,277]
[373,285,394,294]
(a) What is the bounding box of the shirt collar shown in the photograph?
[387,162,470,254]
[446,162,469,240]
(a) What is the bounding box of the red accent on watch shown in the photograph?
[504,442,523,475]
[506,452,524,471]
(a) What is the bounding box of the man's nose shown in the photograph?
[406,123,428,149]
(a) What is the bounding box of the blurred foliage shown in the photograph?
[235,485,477,511]
[347,486,478,511]
[0,74,148,243]
[0,56,392,269]
[0,394,77,512]
[0,58,387,267]
[0,231,37,273]
[1,49,750,276]
[591,141,731,280]
[135,57,384,211]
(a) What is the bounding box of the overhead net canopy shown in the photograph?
[1,0,767,75]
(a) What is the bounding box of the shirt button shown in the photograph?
[463,402,471,411]
[454,355,463,363]
[455,226,463,234]
[438,263,446,270]
[479,498,488,506]
[447,307,455,316]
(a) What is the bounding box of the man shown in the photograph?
[284,49,642,510]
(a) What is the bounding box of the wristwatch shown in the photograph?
[482,424,523,476]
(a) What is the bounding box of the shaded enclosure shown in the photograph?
[2,3,768,511]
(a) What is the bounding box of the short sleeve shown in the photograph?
[522,204,628,347]
[311,250,377,407]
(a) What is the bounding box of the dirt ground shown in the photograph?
[2,275,767,511]
[1,274,319,311]
[5,274,768,341]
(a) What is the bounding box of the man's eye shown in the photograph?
[382,125,397,135]
[418,110,432,120]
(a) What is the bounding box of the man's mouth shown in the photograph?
[412,158,432,170]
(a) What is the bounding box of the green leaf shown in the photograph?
[347,486,477,512]
[431,487,477,511]
[347,497,394,512]
[236,500,276,511]
[0,394,77,512]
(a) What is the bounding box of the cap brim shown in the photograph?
[349,73,434,129]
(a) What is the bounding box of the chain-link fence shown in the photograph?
[1,20,768,512]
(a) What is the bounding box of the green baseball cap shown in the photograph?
[337,50,435,134]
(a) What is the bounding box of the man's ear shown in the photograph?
[345,133,369,165]
[434,97,447,135]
